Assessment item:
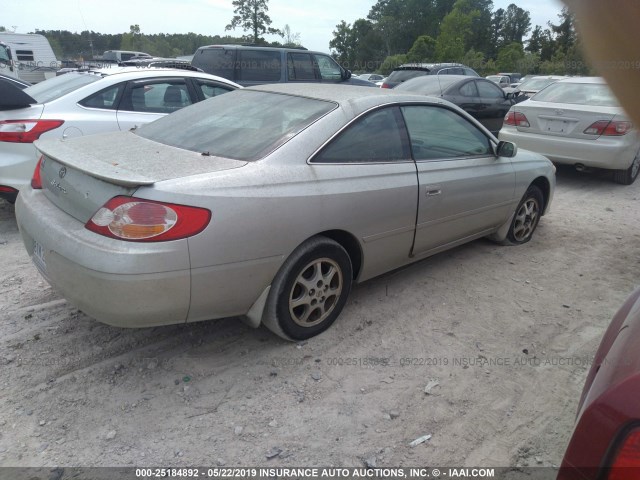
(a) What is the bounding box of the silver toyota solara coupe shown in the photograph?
[16,84,555,340]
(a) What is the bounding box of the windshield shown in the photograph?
[532,82,620,107]
[24,72,102,103]
[136,90,337,161]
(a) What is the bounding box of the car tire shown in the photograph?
[262,236,353,341]
[504,185,544,245]
[613,149,640,185]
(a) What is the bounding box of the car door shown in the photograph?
[474,79,513,135]
[116,78,195,131]
[400,105,515,257]
[310,106,418,280]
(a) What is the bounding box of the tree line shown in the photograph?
[329,0,592,76]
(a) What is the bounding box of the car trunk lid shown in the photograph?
[514,101,621,140]
[35,131,247,223]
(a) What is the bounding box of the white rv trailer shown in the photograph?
[0,33,58,84]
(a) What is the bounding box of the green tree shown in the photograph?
[435,6,477,62]
[496,42,525,72]
[225,0,281,44]
[406,35,436,62]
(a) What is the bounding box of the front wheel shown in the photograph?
[613,149,640,185]
[505,185,544,245]
[262,236,353,340]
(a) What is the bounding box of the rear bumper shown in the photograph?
[16,188,192,328]
[500,126,639,170]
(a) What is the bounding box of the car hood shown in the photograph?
[35,130,248,187]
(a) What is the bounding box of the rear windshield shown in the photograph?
[518,77,562,91]
[24,72,101,103]
[387,69,429,83]
[135,90,337,161]
[532,82,620,107]
[395,76,457,95]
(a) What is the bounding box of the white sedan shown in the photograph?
[0,67,240,202]
[499,77,640,184]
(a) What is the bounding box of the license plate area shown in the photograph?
[545,119,569,133]
[33,240,47,272]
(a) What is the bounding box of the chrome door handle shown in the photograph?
[425,186,442,196]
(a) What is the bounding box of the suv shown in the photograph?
[191,45,375,87]
[381,63,478,88]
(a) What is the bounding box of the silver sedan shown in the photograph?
[499,77,640,184]
[16,84,555,340]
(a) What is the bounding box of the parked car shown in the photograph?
[100,50,152,63]
[499,77,640,184]
[486,75,512,89]
[16,84,555,340]
[497,72,522,86]
[515,75,569,100]
[191,44,375,87]
[357,73,385,82]
[395,75,516,135]
[119,57,202,72]
[558,286,640,480]
[0,67,240,202]
[380,63,479,89]
[0,72,31,89]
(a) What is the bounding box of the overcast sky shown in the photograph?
[3,0,565,53]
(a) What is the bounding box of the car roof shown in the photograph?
[247,83,450,116]
[66,67,240,85]
[554,76,605,84]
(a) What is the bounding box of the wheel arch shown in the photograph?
[315,229,363,281]
[530,176,551,215]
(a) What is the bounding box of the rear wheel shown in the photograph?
[262,236,353,341]
[504,185,544,245]
[613,149,640,185]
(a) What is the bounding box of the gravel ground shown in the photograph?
[0,165,638,469]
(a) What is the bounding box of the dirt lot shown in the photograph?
[0,166,639,469]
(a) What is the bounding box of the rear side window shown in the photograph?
[237,50,281,82]
[313,107,410,163]
[79,84,124,110]
[459,81,478,97]
[288,53,317,81]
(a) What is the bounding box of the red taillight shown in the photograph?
[607,427,640,480]
[381,83,391,89]
[504,111,530,127]
[85,196,211,242]
[584,120,633,136]
[0,120,64,143]
[31,156,44,189]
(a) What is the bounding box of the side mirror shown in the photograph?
[496,141,517,158]
[342,69,352,81]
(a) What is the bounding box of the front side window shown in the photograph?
[313,107,410,163]
[121,80,192,114]
[0,44,11,64]
[401,105,492,160]
[313,54,342,81]
[476,80,505,99]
